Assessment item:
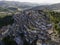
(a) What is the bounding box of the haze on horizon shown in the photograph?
[0,0,60,4]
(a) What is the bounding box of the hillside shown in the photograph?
[0,1,39,10]
[30,3,60,11]
[0,9,60,45]
[0,1,60,10]
[0,2,60,45]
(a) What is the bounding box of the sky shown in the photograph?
[1,0,60,4]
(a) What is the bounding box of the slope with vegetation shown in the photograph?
[44,10,60,34]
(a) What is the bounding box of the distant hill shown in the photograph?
[29,3,60,11]
[0,1,60,11]
[50,3,60,10]
[0,1,39,10]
